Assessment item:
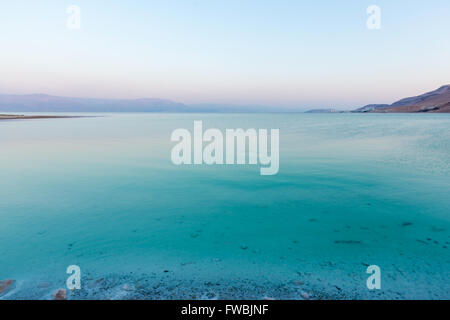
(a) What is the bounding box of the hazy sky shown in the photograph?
[1,0,449,109]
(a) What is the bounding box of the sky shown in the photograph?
[1,0,450,109]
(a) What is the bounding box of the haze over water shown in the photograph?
[0,113,449,299]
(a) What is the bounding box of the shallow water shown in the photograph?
[0,113,449,299]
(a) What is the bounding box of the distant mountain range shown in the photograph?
[354,85,450,113]
[0,94,281,113]
[1,85,449,113]
[0,94,189,112]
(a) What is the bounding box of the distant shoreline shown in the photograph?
[1,85,450,113]
[0,114,89,120]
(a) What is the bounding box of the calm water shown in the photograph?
[0,113,449,299]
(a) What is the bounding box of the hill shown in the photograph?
[354,85,450,113]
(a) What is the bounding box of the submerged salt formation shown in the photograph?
[0,279,15,295]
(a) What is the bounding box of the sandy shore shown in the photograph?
[0,114,86,120]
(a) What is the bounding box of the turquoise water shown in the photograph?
[0,113,449,299]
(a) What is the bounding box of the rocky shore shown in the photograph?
[3,263,448,300]
[0,275,367,300]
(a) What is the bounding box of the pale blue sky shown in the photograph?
[1,0,449,109]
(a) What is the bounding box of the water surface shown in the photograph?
[0,113,449,299]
